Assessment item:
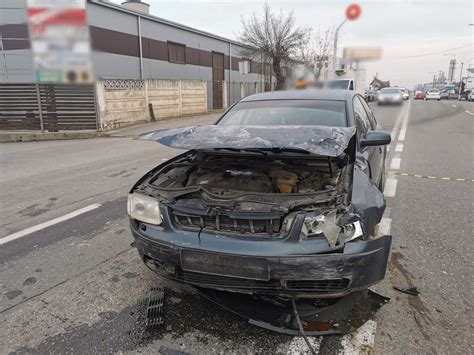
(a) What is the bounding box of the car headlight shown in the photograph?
[301,213,364,242]
[343,220,364,241]
[127,192,162,225]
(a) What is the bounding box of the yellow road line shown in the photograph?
[387,171,473,182]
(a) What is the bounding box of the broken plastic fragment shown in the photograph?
[318,209,341,248]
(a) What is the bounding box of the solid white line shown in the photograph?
[390,102,408,140]
[378,217,392,236]
[288,336,322,354]
[383,178,398,198]
[0,204,102,245]
[339,320,378,354]
[398,100,411,142]
[390,157,401,170]
[465,110,474,116]
[395,144,404,152]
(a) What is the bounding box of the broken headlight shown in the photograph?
[127,193,162,225]
[301,211,364,244]
[343,220,364,241]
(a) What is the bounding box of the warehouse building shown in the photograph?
[0,0,276,130]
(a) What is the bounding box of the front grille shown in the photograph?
[286,279,350,292]
[178,270,350,294]
[180,271,281,290]
[172,210,282,235]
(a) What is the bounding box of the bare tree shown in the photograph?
[238,3,309,90]
[300,28,334,81]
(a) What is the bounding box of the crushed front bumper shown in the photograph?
[131,219,392,298]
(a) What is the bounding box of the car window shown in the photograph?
[218,100,347,127]
[325,80,350,89]
[359,97,377,129]
[353,97,371,136]
[380,88,400,94]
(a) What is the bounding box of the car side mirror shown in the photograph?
[360,131,391,147]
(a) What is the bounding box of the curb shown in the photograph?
[0,131,109,143]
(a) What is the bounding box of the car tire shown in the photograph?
[437,99,440,101]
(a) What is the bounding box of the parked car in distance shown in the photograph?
[414,91,424,100]
[440,91,449,100]
[377,87,402,105]
[128,89,392,300]
[468,91,473,102]
[425,88,441,101]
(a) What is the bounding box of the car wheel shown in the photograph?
[437,99,440,101]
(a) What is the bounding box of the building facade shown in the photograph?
[0,0,276,130]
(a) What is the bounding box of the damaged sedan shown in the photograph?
[128,90,392,301]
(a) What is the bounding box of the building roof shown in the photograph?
[370,77,390,88]
[89,0,248,47]
[241,89,355,102]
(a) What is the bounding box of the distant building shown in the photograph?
[370,77,390,90]
[0,0,279,110]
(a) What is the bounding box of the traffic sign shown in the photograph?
[346,3,362,21]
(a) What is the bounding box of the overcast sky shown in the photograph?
[112,0,473,89]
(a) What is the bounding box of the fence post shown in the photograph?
[144,79,149,121]
[35,83,44,132]
[178,80,182,117]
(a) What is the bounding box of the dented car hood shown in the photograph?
[137,125,356,157]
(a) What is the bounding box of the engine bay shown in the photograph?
[150,152,346,196]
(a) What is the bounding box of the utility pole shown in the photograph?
[459,62,464,83]
[0,32,9,81]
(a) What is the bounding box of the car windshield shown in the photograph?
[381,88,400,94]
[325,80,350,89]
[218,99,347,127]
[429,89,439,93]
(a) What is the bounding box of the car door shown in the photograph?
[360,97,385,182]
[353,96,383,183]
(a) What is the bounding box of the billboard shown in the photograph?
[27,0,93,83]
[343,47,382,61]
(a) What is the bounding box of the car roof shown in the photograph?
[240,89,355,102]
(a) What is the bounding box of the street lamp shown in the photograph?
[332,3,361,71]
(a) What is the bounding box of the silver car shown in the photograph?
[377,87,402,105]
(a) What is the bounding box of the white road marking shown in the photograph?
[339,320,378,354]
[0,204,102,245]
[288,336,322,354]
[390,157,401,170]
[378,217,392,236]
[395,144,404,152]
[465,111,474,116]
[398,100,411,142]
[383,178,398,198]
[390,102,409,140]
[451,104,457,108]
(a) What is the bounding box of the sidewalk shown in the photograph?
[0,112,221,143]
[106,112,221,138]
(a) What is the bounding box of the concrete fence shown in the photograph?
[95,79,207,130]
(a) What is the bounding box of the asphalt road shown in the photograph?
[0,99,473,354]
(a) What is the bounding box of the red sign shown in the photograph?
[345,3,361,21]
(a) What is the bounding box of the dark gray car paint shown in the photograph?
[137,125,356,158]
[129,91,391,298]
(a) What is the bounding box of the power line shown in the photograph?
[399,43,474,58]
